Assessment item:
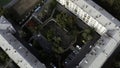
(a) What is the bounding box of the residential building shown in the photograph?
[0,16,46,68]
[57,0,120,68]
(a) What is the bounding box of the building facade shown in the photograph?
[0,16,46,68]
[57,0,107,35]
[57,0,120,68]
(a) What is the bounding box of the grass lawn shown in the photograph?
[0,0,11,6]
[40,21,72,49]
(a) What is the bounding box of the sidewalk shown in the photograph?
[3,0,19,8]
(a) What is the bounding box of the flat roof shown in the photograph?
[0,16,14,31]
[0,16,46,68]
[72,0,120,29]
[57,0,120,68]
[79,34,117,68]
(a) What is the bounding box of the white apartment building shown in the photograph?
[57,0,120,68]
[0,16,46,68]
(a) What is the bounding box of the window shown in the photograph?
[74,9,77,13]
[87,16,90,19]
[66,1,69,6]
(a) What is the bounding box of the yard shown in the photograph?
[18,2,101,68]
[29,34,73,68]
[25,19,42,34]
[19,18,42,41]
[37,0,57,22]
[54,10,94,47]
[40,21,72,54]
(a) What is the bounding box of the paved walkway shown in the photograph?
[3,0,19,8]
[4,59,12,68]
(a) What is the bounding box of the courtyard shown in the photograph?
[18,0,100,68]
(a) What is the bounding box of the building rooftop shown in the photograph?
[0,16,46,68]
[71,0,120,31]
[57,0,120,68]
[78,34,118,68]
[0,16,14,31]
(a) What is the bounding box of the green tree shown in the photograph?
[56,12,76,30]
[53,36,62,44]
[46,29,54,41]
[112,0,120,14]
[19,30,27,38]
[107,0,115,6]
[0,6,7,16]
[50,0,57,9]
[52,44,64,54]
[0,51,9,64]
[80,28,94,44]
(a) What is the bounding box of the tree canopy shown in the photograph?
[0,6,4,16]
[95,0,120,20]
